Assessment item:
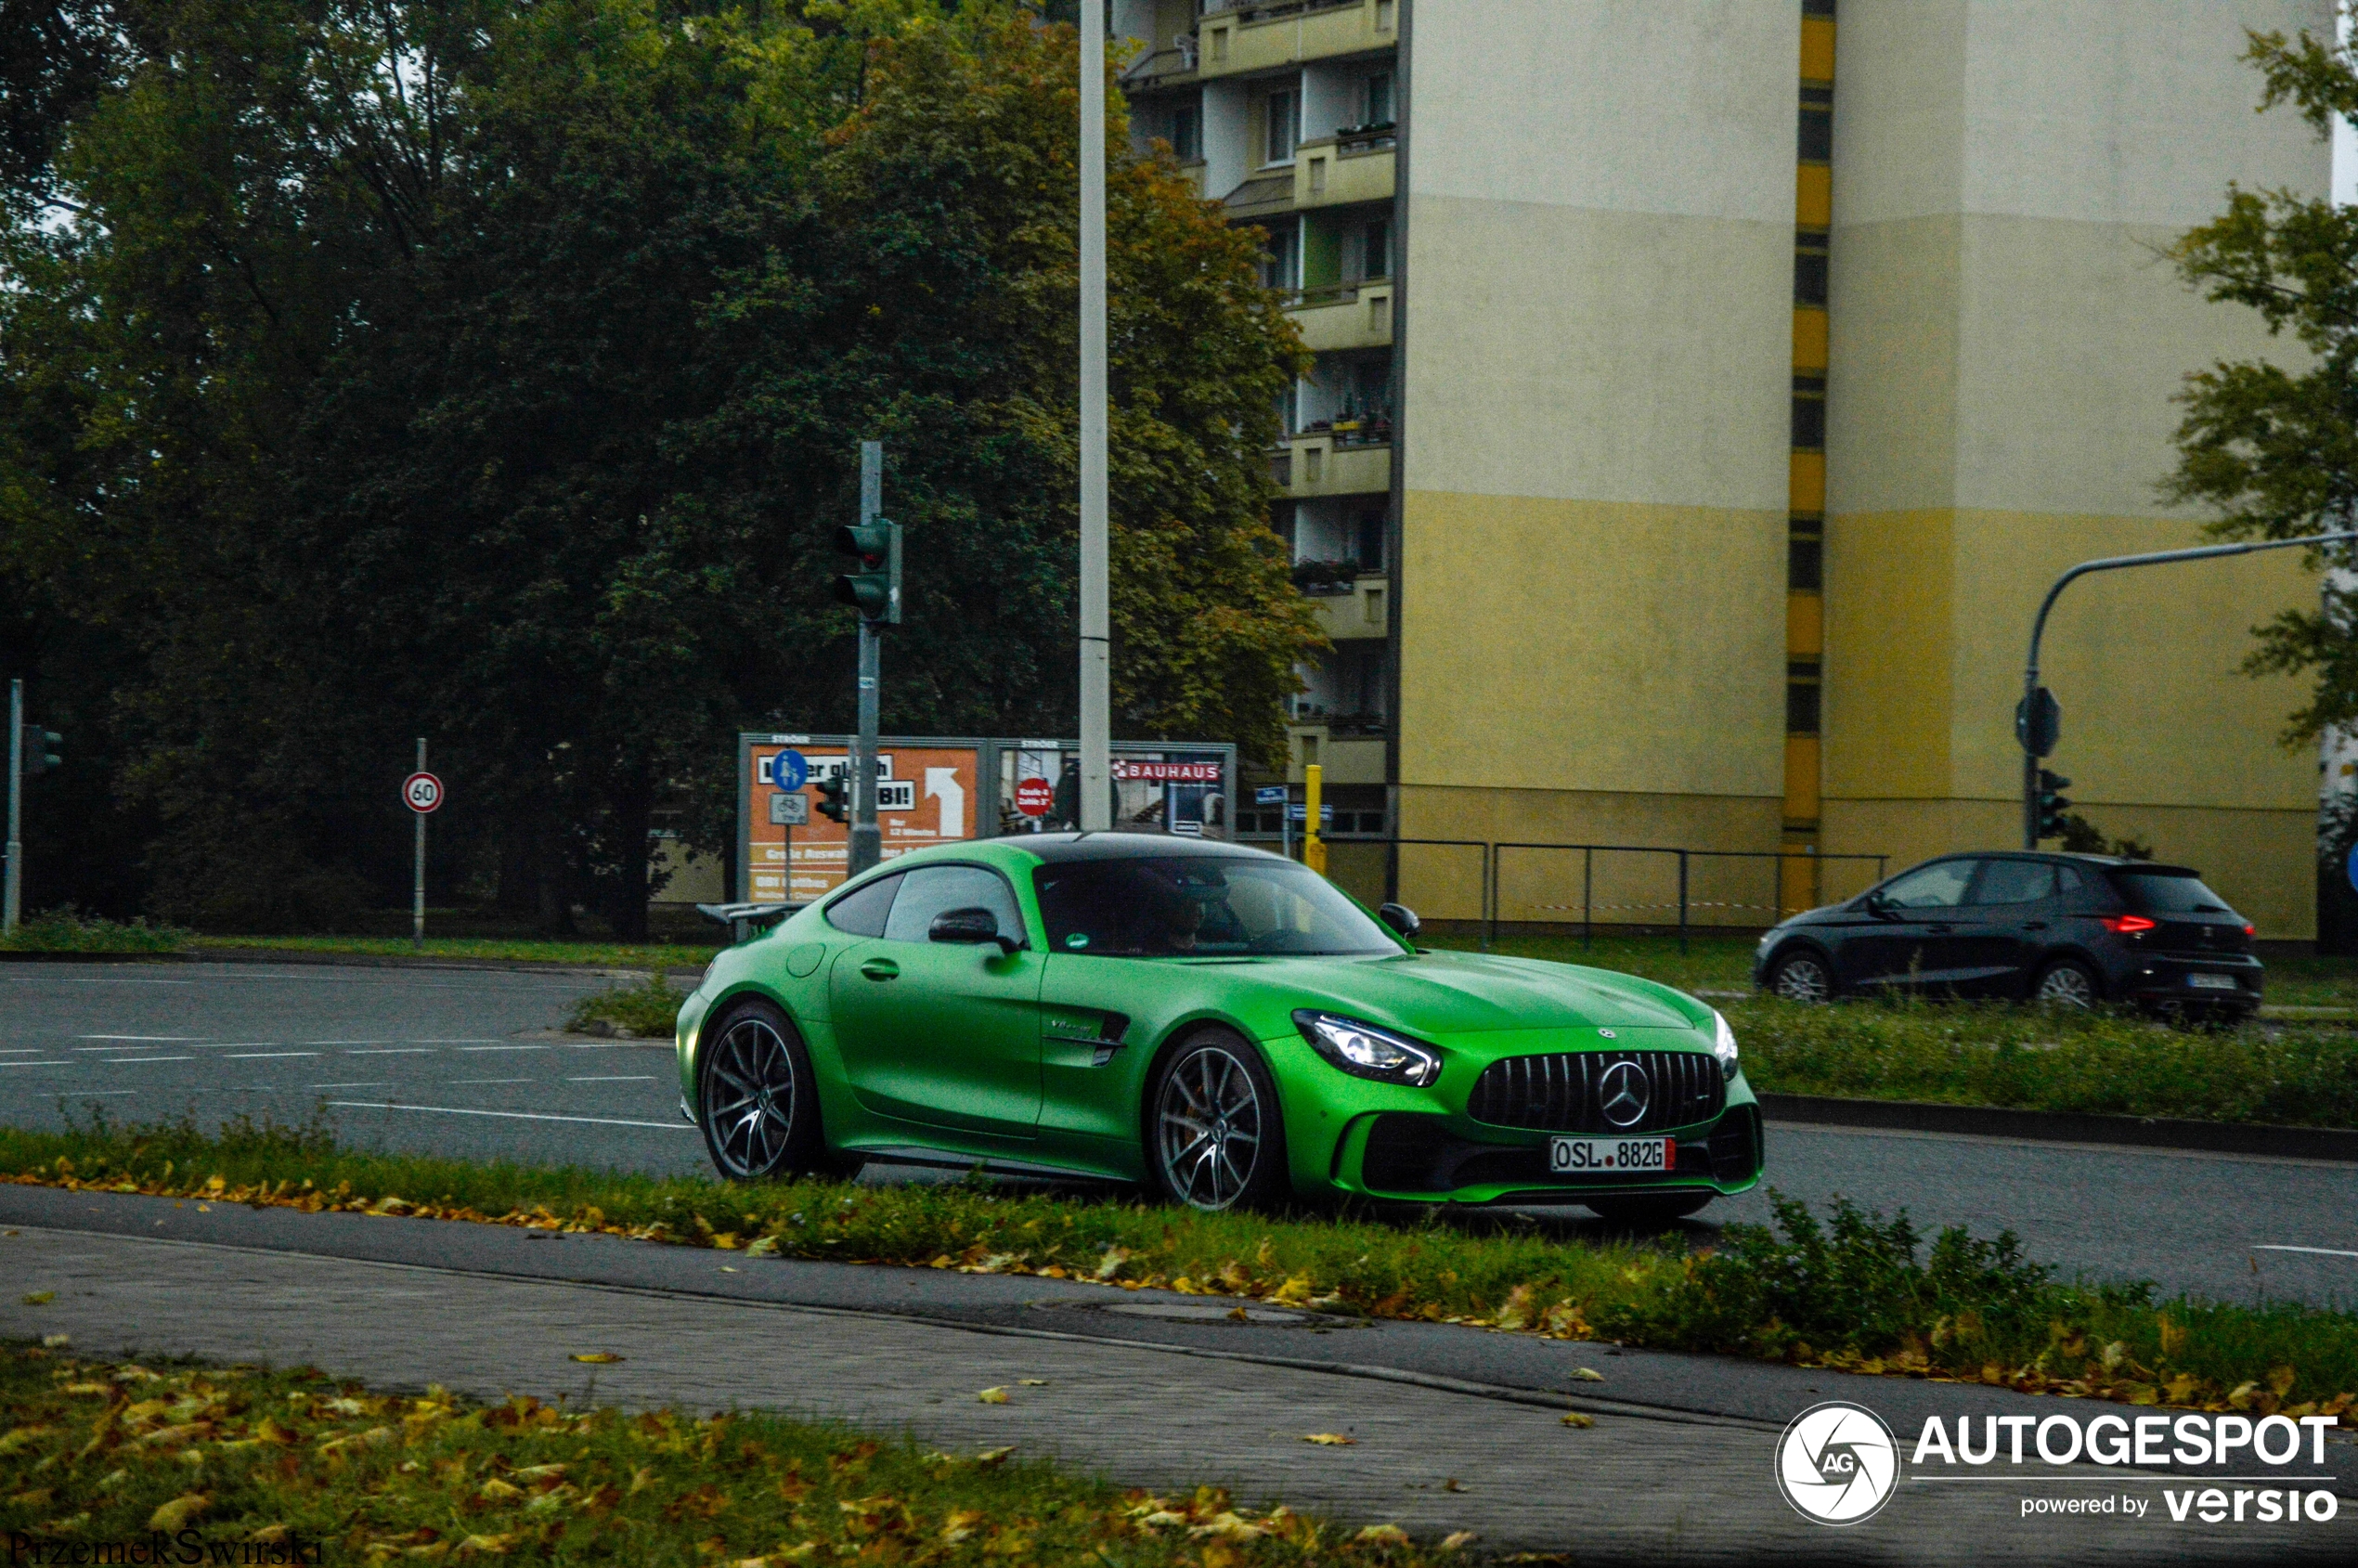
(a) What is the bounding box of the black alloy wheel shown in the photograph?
[1148,1030,1290,1212]
[698,1000,836,1181]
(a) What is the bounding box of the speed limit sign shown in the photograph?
[403,771,445,814]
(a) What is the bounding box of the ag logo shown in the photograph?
[1597,1060,1650,1129]
[1775,1401,1898,1525]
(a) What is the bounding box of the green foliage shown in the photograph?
[0,1,1317,934]
[2054,812,2155,861]
[2166,24,2358,744]
[566,972,692,1036]
[0,907,187,952]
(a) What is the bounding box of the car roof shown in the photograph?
[1001,831,1288,865]
[1902,851,2203,876]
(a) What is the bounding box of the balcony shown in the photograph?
[1287,280,1393,352]
[1293,135,1393,211]
[1293,570,1389,641]
[1197,0,1397,79]
[1287,723,1387,785]
[1272,433,1391,499]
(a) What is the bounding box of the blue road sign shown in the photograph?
[1288,803,1335,825]
[774,748,810,793]
[1255,785,1287,806]
[2346,842,2358,896]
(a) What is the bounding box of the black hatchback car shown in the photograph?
[1753,852,2261,1016]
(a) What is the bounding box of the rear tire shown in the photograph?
[1766,949,1834,1004]
[1146,1030,1291,1213]
[697,999,837,1181]
[2030,958,2100,1010]
[1586,1192,1714,1227]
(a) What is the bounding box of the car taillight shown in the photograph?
[2100,914,2157,934]
[2245,924,2256,937]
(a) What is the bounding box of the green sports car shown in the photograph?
[675,833,1763,1217]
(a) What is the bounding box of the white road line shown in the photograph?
[71,1090,137,1096]
[0,1049,44,1055]
[79,1034,201,1041]
[306,1082,391,1090]
[450,1078,532,1086]
[0,977,190,984]
[223,1052,319,1060]
[104,1056,192,1064]
[342,1048,434,1056]
[2254,1245,2358,1260]
[457,1045,546,1053]
[326,1101,694,1131]
[566,1075,656,1082]
[0,1062,65,1069]
[405,1039,500,1044]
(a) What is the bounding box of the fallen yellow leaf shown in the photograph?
[477,1479,525,1503]
[454,1533,515,1556]
[1302,1432,1356,1446]
[1440,1531,1481,1551]
[1561,1412,1596,1429]
[40,1334,69,1349]
[972,1445,1016,1467]
[1355,1524,1411,1545]
[976,1387,1009,1405]
[1568,1367,1605,1382]
[1016,1379,1048,1387]
[571,1354,623,1365]
[19,1291,54,1305]
[148,1493,210,1532]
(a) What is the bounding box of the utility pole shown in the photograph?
[2018,529,2358,849]
[5,679,21,935]
[852,441,886,875]
[1076,0,1112,831]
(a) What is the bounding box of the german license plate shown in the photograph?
[2188,974,2239,991]
[1549,1136,1672,1174]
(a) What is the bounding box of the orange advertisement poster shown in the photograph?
[749,745,981,903]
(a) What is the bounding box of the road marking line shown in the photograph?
[2254,1245,2358,1259]
[0,1062,65,1069]
[565,1075,656,1082]
[71,1090,137,1096]
[457,1045,547,1053]
[79,1034,201,1041]
[306,1082,392,1089]
[326,1101,696,1131]
[0,977,191,984]
[223,1052,319,1059]
[104,1056,193,1064]
[450,1078,532,1086]
[342,1048,434,1056]
[405,1039,501,1044]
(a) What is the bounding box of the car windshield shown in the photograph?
[2111,871,2232,914]
[1031,855,1399,958]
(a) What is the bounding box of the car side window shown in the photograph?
[882,864,1026,945]
[2055,863,2085,897]
[823,873,903,938]
[1969,860,2054,906]
[1879,860,1975,910]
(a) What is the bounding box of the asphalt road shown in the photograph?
[3,959,2355,1307]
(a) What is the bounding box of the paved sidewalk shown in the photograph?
[5,1226,2350,1564]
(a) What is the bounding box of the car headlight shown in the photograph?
[1710,1009,1740,1082]
[1293,1010,1442,1088]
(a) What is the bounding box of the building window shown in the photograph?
[1169,100,1201,161]
[1362,71,1394,127]
[1265,87,1298,165]
[1354,512,1386,572]
[1792,374,1826,449]
[1799,87,1833,162]
[1360,219,1391,280]
[1803,0,1836,16]
[1794,229,1829,306]
[1261,223,1299,292]
[1787,659,1822,735]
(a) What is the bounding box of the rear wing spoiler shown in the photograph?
[695,901,806,946]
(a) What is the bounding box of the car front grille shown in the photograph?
[1466,1050,1726,1134]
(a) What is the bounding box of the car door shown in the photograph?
[826,862,1044,1139]
[1838,858,1976,992]
[1953,857,2058,996]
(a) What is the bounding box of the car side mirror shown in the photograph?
[1378,901,1421,939]
[929,907,1020,955]
[1864,892,1899,920]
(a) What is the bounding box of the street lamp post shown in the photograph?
[2018,530,2358,849]
[1077,0,1111,832]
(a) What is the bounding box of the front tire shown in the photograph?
[1767,949,1834,1004]
[1586,1192,1714,1227]
[1147,1030,1290,1212]
[697,999,835,1181]
[2030,958,2100,1010]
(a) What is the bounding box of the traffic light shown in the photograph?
[815,771,850,825]
[832,519,902,624]
[2015,686,2061,757]
[2036,770,2072,840]
[19,726,60,777]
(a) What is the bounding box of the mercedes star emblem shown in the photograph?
[1598,1060,1650,1129]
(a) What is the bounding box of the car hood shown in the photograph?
[1200,948,1713,1038]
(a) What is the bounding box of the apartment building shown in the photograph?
[1116,0,2331,936]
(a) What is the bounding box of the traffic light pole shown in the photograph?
[851,441,885,877]
[5,679,21,935]
[2019,530,2358,849]
[1075,0,1112,833]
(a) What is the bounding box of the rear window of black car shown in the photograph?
[2110,872,2231,914]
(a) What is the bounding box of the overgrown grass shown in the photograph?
[194,933,718,971]
[6,1113,2356,1424]
[1729,997,2358,1126]
[0,1345,1459,1563]
[566,975,692,1038]
[0,909,187,954]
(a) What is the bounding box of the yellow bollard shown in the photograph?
[1303,764,1326,875]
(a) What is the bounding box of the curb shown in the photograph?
[0,948,697,981]
[1756,1092,2358,1163]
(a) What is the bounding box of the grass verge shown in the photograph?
[0,1345,1459,1564]
[566,975,693,1038]
[5,1114,2354,1426]
[194,934,719,971]
[0,910,187,954]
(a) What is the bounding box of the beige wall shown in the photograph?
[1397,2,1797,834]
[1825,0,2332,935]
